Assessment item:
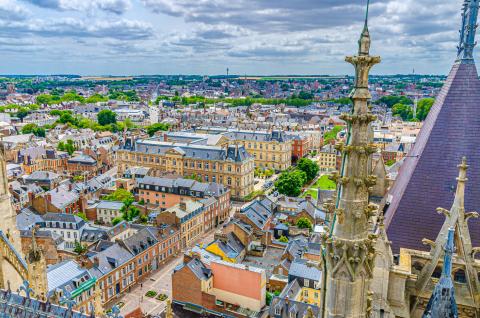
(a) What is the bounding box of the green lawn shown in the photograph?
[311,175,336,190]
[301,175,336,199]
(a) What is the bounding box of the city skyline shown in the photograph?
[0,0,474,76]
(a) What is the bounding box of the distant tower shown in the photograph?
[227,68,229,77]
[322,0,381,317]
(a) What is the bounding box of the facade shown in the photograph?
[137,176,230,226]
[117,137,254,198]
[157,200,205,248]
[192,128,292,171]
[172,258,266,318]
[95,200,124,225]
[41,213,86,250]
[67,154,101,177]
[317,143,341,172]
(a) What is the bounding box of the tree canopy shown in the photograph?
[297,158,319,182]
[21,123,45,137]
[97,109,117,126]
[146,123,170,137]
[275,170,307,197]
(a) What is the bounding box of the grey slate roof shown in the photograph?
[385,61,480,254]
[88,242,133,278]
[96,200,124,210]
[130,138,252,163]
[0,289,89,318]
[288,258,322,283]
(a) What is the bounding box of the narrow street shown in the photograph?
[118,222,218,316]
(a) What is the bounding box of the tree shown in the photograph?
[275,170,307,197]
[112,217,123,226]
[97,109,117,126]
[376,95,412,108]
[104,188,134,202]
[297,158,319,182]
[73,241,87,255]
[146,123,170,137]
[75,212,88,221]
[16,108,30,122]
[392,103,413,121]
[21,123,45,137]
[416,98,434,121]
[296,217,313,231]
[278,235,289,243]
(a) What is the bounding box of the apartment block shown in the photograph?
[117,137,254,198]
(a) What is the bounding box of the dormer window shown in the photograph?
[275,307,281,315]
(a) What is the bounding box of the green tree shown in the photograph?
[75,212,88,221]
[275,170,307,197]
[16,108,30,122]
[278,235,289,243]
[65,139,76,155]
[73,241,87,255]
[297,158,319,182]
[97,109,117,126]
[112,217,123,226]
[146,123,170,137]
[296,217,313,231]
[104,188,134,202]
[416,98,434,121]
[392,103,413,121]
[376,95,413,108]
[21,123,45,137]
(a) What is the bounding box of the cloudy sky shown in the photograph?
[0,0,473,75]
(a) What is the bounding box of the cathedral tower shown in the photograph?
[322,1,381,317]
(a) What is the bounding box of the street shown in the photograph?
[118,222,217,316]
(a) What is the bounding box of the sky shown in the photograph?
[0,0,474,75]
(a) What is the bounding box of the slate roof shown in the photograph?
[25,171,60,182]
[123,227,159,255]
[207,232,245,259]
[269,280,320,318]
[96,200,124,210]
[139,176,227,197]
[177,258,212,281]
[68,154,97,165]
[0,289,89,318]
[47,260,92,295]
[288,258,322,283]
[16,209,44,231]
[46,186,79,210]
[88,242,133,278]
[131,138,252,163]
[385,61,480,254]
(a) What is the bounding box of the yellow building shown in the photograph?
[192,128,292,171]
[157,200,204,249]
[317,143,340,172]
[205,232,245,263]
[117,137,255,198]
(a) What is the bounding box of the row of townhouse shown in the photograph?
[137,176,230,227]
[82,225,181,306]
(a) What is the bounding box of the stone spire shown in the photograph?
[322,0,380,316]
[422,228,459,318]
[411,157,480,315]
[457,0,480,63]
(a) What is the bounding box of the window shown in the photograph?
[275,307,281,315]
[304,279,310,287]
[303,289,308,297]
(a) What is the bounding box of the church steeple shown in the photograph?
[322,1,381,316]
[457,0,480,63]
